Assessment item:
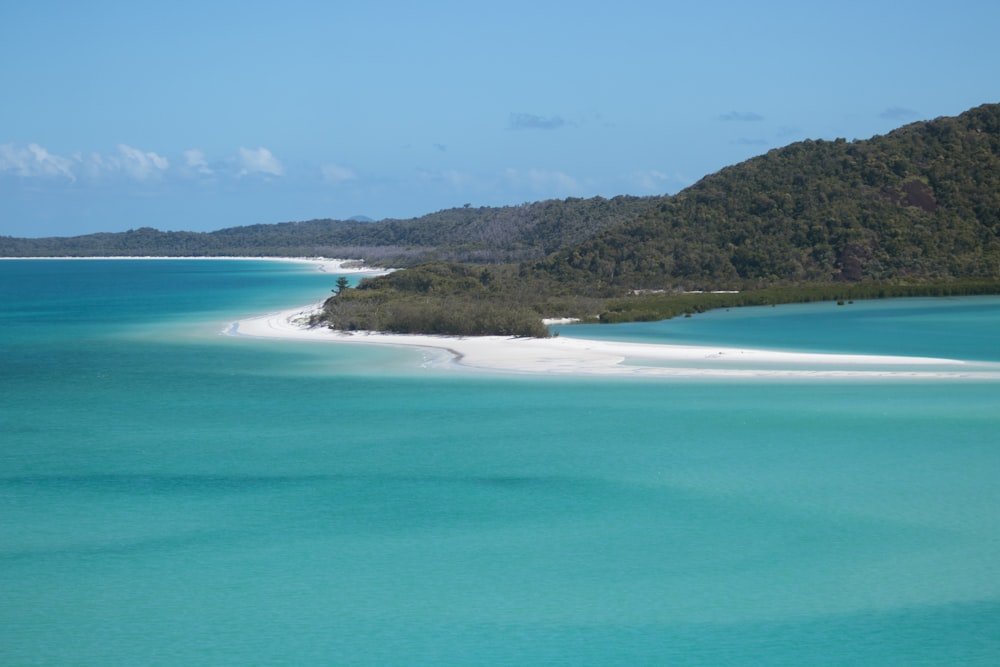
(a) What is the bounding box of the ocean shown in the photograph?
[2,259,999,665]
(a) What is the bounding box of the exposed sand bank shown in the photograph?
[227,305,1000,379]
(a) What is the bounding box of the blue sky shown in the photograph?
[2,0,997,237]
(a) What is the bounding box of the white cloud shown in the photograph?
[1,142,296,185]
[321,162,355,183]
[238,147,283,177]
[184,149,213,175]
[0,142,76,180]
[115,144,169,180]
[74,144,169,181]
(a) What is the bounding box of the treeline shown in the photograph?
[1,197,656,265]
[313,263,551,337]
[598,278,1000,323]
[317,263,1000,337]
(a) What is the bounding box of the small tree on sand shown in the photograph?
[333,276,351,295]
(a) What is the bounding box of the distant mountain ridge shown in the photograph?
[0,195,656,265]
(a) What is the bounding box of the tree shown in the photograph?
[333,276,351,295]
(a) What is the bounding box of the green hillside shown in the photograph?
[537,103,1000,293]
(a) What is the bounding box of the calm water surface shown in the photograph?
[2,260,1000,665]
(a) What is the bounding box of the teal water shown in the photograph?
[2,260,1000,665]
[556,296,1000,362]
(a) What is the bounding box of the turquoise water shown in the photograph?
[3,260,1000,665]
[556,296,1000,362]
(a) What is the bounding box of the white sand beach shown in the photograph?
[0,256,381,270]
[228,304,999,379]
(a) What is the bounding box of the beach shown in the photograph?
[0,256,381,270]
[229,303,998,379]
[27,256,984,379]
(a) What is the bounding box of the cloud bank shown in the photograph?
[1,143,171,181]
[0,143,77,180]
[113,144,170,180]
[1,142,291,185]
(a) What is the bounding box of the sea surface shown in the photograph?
[2,259,1000,666]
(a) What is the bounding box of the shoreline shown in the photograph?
[0,256,329,260]
[227,304,1000,380]
[0,255,394,275]
[0,255,349,263]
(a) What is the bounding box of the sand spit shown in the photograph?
[227,305,1000,380]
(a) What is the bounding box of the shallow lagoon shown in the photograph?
[2,260,999,665]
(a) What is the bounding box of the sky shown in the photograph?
[2,0,998,238]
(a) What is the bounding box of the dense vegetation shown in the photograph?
[597,278,1000,323]
[6,103,1000,336]
[535,103,1000,293]
[312,263,552,337]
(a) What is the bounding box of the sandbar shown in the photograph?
[0,256,381,271]
[227,304,1000,380]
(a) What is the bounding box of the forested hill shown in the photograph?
[4,103,999,296]
[0,195,657,264]
[537,103,1000,292]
